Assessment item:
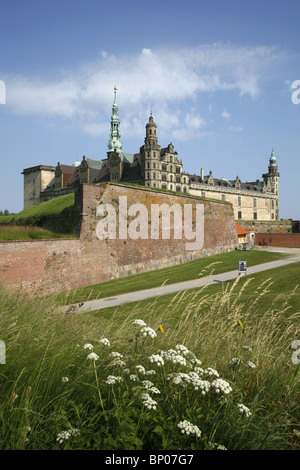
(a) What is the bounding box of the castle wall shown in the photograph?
[0,184,237,296]
[255,233,300,248]
[189,184,278,221]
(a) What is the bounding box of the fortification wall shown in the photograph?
[0,184,237,295]
[255,233,300,248]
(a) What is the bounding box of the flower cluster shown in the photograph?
[141,393,157,410]
[87,352,99,361]
[160,349,187,366]
[100,338,110,347]
[140,327,157,339]
[132,319,147,327]
[56,428,80,444]
[237,403,252,417]
[204,367,219,377]
[211,378,233,395]
[177,420,201,438]
[83,343,93,350]
[136,365,146,374]
[106,375,123,385]
[149,354,164,367]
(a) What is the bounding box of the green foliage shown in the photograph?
[0,265,299,450]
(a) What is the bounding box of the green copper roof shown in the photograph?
[108,87,123,153]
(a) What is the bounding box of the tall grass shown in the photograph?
[0,277,299,450]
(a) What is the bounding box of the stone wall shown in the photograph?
[255,233,300,248]
[0,183,237,295]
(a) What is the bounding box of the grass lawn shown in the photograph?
[56,248,289,305]
[84,261,300,328]
[0,225,77,240]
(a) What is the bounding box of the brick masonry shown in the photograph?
[0,184,237,295]
[255,233,300,247]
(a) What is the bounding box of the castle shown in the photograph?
[22,88,279,221]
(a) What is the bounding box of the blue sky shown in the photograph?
[0,0,299,219]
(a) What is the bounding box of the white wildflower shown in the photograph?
[141,393,157,410]
[293,429,300,437]
[149,386,161,395]
[132,319,147,326]
[175,344,190,356]
[247,361,256,369]
[136,365,146,374]
[106,375,123,385]
[194,366,204,375]
[149,354,164,366]
[112,359,126,367]
[230,357,241,365]
[211,378,232,394]
[160,349,187,366]
[146,369,156,375]
[190,357,202,366]
[129,374,140,382]
[238,403,252,417]
[62,377,69,383]
[177,420,201,438]
[87,352,99,361]
[141,380,155,389]
[243,346,253,352]
[140,327,157,339]
[204,367,219,377]
[56,428,80,444]
[208,441,227,450]
[83,343,93,350]
[109,352,123,359]
[99,338,110,347]
[123,368,130,374]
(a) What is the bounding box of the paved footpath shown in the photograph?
[64,247,300,314]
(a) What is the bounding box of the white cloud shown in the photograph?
[221,108,231,119]
[5,43,285,140]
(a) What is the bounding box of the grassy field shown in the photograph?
[0,225,77,240]
[0,194,78,239]
[0,256,299,450]
[56,248,288,304]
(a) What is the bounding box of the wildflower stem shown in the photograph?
[93,359,104,411]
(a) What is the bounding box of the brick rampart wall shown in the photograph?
[255,233,300,248]
[0,184,237,295]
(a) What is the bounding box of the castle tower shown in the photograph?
[262,149,280,219]
[140,113,161,188]
[107,86,123,156]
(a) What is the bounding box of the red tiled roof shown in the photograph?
[235,222,249,235]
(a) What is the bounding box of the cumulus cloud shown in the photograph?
[5,43,285,140]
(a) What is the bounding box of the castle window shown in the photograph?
[253,197,257,208]
[176,166,180,174]
[170,156,173,163]
[147,162,150,169]
[170,165,173,173]
[153,163,156,169]
[162,184,167,190]
[153,172,156,179]
[271,200,274,209]
[238,196,242,206]
[149,129,152,134]
[254,212,257,220]
[176,175,180,183]
[201,191,206,197]
[162,174,166,182]
[162,164,167,172]
[153,152,156,158]
[183,177,186,184]
[147,172,150,180]
[222,194,226,201]
[238,211,242,219]
[176,186,181,192]
[183,187,187,193]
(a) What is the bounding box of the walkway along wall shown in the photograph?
[0,183,237,295]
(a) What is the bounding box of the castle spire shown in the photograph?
[108,86,123,154]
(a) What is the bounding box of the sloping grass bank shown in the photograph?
[56,248,288,305]
[0,262,299,450]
